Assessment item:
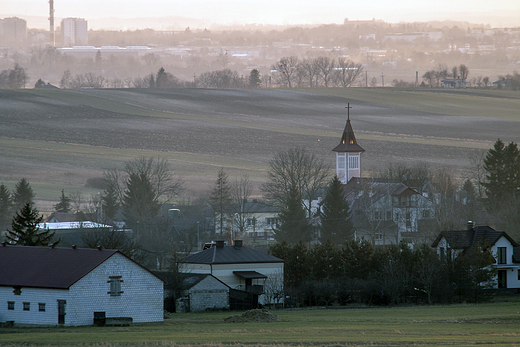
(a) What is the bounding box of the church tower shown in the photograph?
[332,105,365,184]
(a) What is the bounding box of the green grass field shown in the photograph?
[1,303,520,346]
[1,87,519,211]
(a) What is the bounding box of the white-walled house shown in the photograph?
[182,240,284,307]
[0,244,164,326]
[432,224,520,291]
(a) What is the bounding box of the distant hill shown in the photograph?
[1,87,519,210]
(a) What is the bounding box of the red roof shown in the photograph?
[0,245,119,289]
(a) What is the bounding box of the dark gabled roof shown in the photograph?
[156,273,229,291]
[431,226,520,250]
[183,245,283,265]
[0,245,164,289]
[332,119,365,153]
[0,245,118,289]
[243,201,281,214]
[344,178,419,207]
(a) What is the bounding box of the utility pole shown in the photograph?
[381,72,385,87]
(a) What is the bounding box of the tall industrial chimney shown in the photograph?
[49,0,55,45]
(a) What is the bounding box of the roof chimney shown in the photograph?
[216,240,225,248]
[97,245,102,251]
[234,240,243,248]
[2,241,6,247]
[50,243,55,249]
[467,221,474,231]
[72,245,77,250]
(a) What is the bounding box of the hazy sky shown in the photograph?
[2,0,520,29]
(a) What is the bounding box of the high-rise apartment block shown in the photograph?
[0,17,27,43]
[61,18,88,46]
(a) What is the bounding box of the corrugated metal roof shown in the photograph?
[0,245,117,289]
[184,245,283,265]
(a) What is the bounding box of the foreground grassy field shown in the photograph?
[1,303,520,346]
[1,87,519,211]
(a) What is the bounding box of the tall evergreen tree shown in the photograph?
[209,168,232,238]
[6,203,58,246]
[482,139,520,212]
[0,184,12,231]
[274,182,312,244]
[122,172,161,228]
[248,68,261,87]
[54,189,71,213]
[12,178,35,211]
[319,175,353,243]
[102,184,120,220]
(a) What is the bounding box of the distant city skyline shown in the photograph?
[2,0,520,30]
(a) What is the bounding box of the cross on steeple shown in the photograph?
[345,103,352,121]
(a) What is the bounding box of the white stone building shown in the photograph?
[182,240,284,307]
[0,244,163,326]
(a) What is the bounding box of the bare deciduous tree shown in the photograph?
[261,147,330,219]
[271,56,299,88]
[335,59,363,88]
[231,174,254,238]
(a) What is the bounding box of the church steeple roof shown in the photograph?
[332,118,365,153]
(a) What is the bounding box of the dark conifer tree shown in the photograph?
[248,68,261,87]
[319,175,353,243]
[209,168,232,238]
[12,178,35,211]
[6,203,58,246]
[102,184,120,220]
[482,139,520,212]
[54,189,71,213]
[274,182,312,244]
[122,172,160,228]
[0,184,12,231]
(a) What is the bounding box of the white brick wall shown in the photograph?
[188,276,228,312]
[0,253,163,326]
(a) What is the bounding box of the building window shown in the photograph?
[375,232,382,240]
[266,218,277,226]
[374,211,381,220]
[247,218,256,227]
[386,211,392,220]
[7,301,14,310]
[518,269,520,281]
[497,247,507,264]
[337,155,346,169]
[23,302,30,311]
[108,276,123,296]
[13,287,21,295]
[348,156,358,169]
[39,303,46,312]
[422,210,430,218]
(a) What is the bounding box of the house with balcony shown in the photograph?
[182,240,284,308]
[432,224,520,292]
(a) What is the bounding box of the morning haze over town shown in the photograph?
[1,0,520,345]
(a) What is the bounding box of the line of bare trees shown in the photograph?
[271,56,363,88]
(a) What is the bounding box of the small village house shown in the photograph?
[182,240,284,308]
[432,223,520,292]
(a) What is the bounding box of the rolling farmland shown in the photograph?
[1,87,519,212]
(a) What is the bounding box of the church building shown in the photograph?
[332,107,437,246]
